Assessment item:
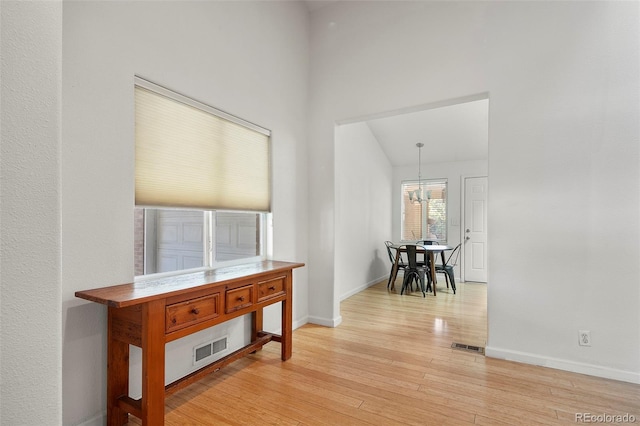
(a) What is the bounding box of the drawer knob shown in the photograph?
[238,296,245,302]
[268,286,276,291]
[191,308,200,315]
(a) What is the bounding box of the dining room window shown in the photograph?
[401,179,447,242]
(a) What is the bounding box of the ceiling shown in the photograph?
[365,98,489,167]
[304,0,339,12]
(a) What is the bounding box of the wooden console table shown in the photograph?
[76,260,304,425]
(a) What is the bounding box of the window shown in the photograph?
[401,180,447,242]
[134,208,264,276]
[134,77,270,276]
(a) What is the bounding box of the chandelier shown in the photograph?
[408,142,428,204]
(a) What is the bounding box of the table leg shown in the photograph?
[107,307,129,426]
[429,252,437,296]
[281,271,293,360]
[141,299,166,425]
[441,251,447,289]
[252,308,263,344]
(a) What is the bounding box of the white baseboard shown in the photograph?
[340,275,387,301]
[293,316,308,330]
[307,314,342,328]
[302,272,387,327]
[485,346,640,384]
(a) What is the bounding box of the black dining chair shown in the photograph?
[434,243,461,294]
[385,241,407,289]
[401,244,427,297]
[417,240,436,271]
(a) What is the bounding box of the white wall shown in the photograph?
[485,2,639,382]
[2,2,639,424]
[308,1,640,383]
[61,2,309,424]
[335,122,393,302]
[0,1,63,424]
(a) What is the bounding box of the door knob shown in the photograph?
[465,236,470,241]
[466,229,470,233]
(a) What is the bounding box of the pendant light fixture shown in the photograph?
[408,142,427,204]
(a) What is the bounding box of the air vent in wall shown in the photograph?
[194,336,228,365]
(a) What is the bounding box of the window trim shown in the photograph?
[400,178,448,243]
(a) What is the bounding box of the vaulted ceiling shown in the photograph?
[366,98,489,167]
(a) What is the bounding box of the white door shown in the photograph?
[463,176,488,282]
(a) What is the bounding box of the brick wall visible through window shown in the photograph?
[134,208,145,276]
[403,191,422,240]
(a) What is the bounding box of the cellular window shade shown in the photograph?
[135,84,271,212]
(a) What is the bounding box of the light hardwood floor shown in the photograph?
[128,279,640,425]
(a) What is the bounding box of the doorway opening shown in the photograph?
[334,92,489,344]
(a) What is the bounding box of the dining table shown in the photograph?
[387,242,453,296]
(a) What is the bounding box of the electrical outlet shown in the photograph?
[578,330,591,347]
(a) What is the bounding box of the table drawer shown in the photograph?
[258,276,286,302]
[225,284,253,313]
[166,293,220,333]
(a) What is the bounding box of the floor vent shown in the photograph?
[194,336,228,366]
[451,342,485,355]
